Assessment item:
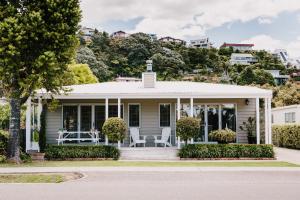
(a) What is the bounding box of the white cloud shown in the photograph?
[81,0,300,39]
[241,34,300,57]
[257,17,273,24]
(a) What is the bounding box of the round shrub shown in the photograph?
[176,117,200,143]
[208,128,236,144]
[102,117,127,142]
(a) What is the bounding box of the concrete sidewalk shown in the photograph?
[275,147,300,164]
[1,166,300,174]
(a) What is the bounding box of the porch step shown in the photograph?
[120,147,179,160]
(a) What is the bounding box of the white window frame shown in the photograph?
[174,102,238,143]
[128,103,141,128]
[62,103,125,132]
[159,103,171,128]
[285,112,296,123]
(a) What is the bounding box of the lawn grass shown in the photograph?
[0,160,298,167]
[0,174,64,183]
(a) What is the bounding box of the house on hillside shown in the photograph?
[265,70,289,86]
[189,37,213,49]
[25,61,273,152]
[220,43,254,51]
[111,30,128,38]
[79,27,96,42]
[230,53,257,65]
[272,105,300,125]
[159,36,186,45]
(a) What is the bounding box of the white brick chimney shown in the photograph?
[142,60,156,88]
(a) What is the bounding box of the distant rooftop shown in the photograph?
[221,43,254,47]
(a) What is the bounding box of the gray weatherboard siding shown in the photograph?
[45,98,255,145]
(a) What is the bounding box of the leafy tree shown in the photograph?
[152,49,185,80]
[273,82,300,107]
[64,64,98,85]
[236,66,275,86]
[0,0,81,163]
[76,46,111,81]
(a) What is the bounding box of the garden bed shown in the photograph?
[178,144,275,159]
[45,145,120,160]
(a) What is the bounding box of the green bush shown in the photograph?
[272,124,300,149]
[102,117,127,142]
[45,145,120,160]
[208,128,236,144]
[178,144,274,159]
[0,155,6,163]
[0,130,8,156]
[176,117,200,143]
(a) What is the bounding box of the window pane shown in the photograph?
[109,105,124,118]
[95,106,105,130]
[80,106,92,131]
[129,104,140,127]
[221,104,236,131]
[180,104,190,118]
[63,106,78,132]
[193,105,205,142]
[95,106,105,141]
[160,104,170,127]
[207,105,219,141]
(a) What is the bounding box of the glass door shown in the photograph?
[193,105,205,142]
[207,105,219,142]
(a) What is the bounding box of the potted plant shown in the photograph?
[31,129,40,151]
[30,129,45,161]
[208,128,236,144]
[239,117,256,144]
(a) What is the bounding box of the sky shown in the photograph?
[80,0,300,58]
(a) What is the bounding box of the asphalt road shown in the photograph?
[1,170,300,200]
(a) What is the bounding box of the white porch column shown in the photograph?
[264,98,269,144]
[25,97,32,152]
[105,98,109,145]
[204,105,208,142]
[190,98,194,117]
[37,97,43,131]
[177,98,181,149]
[256,98,260,144]
[190,98,194,144]
[268,98,272,144]
[117,98,121,118]
[117,98,121,149]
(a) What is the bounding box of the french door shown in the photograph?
[178,103,236,143]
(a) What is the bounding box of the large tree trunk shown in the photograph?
[7,97,21,164]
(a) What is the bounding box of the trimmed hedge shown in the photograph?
[272,124,300,149]
[178,144,274,159]
[45,145,120,160]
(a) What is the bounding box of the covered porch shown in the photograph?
[25,95,272,151]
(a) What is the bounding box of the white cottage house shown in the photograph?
[25,66,273,151]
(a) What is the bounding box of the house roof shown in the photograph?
[37,81,272,99]
[221,43,254,47]
[272,104,300,111]
[231,53,254,57]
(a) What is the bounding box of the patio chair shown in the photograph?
[129,128,146,147]
[154,127,172,147]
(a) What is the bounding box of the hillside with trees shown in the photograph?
[75,30,300,107]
